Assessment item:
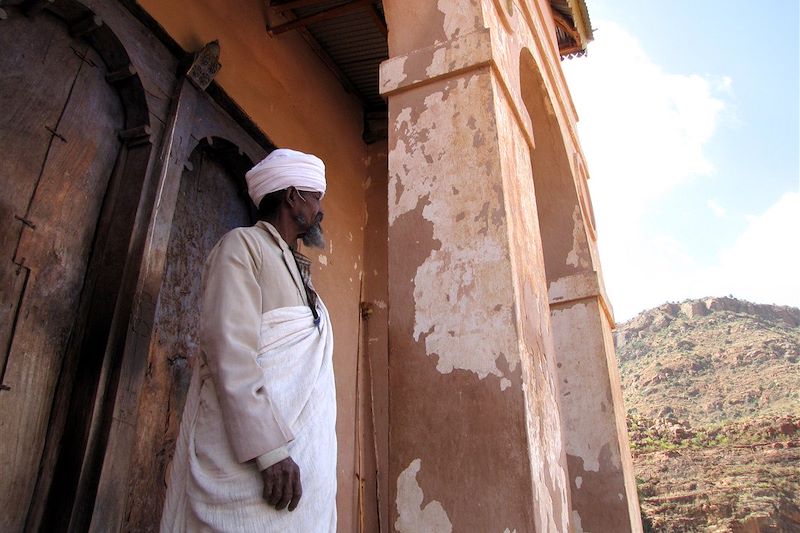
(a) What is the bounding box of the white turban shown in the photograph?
[245,148,326,207]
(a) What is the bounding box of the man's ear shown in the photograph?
[285,187,298,208]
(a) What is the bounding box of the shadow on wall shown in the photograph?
[519,47,594,284]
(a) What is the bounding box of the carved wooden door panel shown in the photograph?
[0,10,124,531]
[122,141,255,530]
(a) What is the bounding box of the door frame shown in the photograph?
[87,56,276,533]
[5,1,285,530]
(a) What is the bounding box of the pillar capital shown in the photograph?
[548,271,616,326]
[379,28,492,97]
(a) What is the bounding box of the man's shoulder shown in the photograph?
[218,224,261,242]
[221,223,276,245]
[208,225,267,262]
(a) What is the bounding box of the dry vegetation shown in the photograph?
[615,297,800,532]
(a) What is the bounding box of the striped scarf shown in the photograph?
[292,251,320,326]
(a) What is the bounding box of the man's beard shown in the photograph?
[295,213,326,249]
[302,221,326,249]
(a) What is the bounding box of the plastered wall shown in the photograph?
[381,0,640,530]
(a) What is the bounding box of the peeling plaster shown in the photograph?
[500,378,511,391]
[552,302,623,473]
[493,90,571,529]
[381,56,407,93]
[388,75,519,384]
[423,29,492,84]
[426,47,447,78]
[565,205,590,269]
[575,476,582,489]
[395,459,453,533]
[547,271,599,304]
[437,0,475,41]
[522,364,570,532]
[573,511,585,533]
[318,254,328,266]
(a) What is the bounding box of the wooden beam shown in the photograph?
[69,14,104,38]
[267,0,372,34]
[271,0,337,12]
[559,44,585,57]
[552,10,581,46]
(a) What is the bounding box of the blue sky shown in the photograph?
[562,0,800,320]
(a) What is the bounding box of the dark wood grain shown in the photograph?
[91,78,268,532]
[122,145,253,532]
[0,12,123,531]
[86,78,197,533]
[1,2,279,531]
[0,12,83,386]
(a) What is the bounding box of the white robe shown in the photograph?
[161,303,336,532]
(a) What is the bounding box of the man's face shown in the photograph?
[294,189,325,249]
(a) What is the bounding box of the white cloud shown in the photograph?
[563,21,726,226]
[707,199,727,218]
[591,190,799,321]
[561,21,797,319]
[715,75,734,94]
[697,192,800,307]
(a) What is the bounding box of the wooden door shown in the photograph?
[121,141,255,530]
[0,11,124,531]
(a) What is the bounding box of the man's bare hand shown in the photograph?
[261,457,302,511]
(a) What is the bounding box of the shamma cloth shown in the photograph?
[160,304,337,532]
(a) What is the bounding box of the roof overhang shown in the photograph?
[263,0,593,143]
[550,0,593,59]
[265,0,388,143]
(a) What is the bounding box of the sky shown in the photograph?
[561,0,800,321]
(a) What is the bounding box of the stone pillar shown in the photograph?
[380,2,572,531]
[381,1,642,531]
[549,275,643,532]
[518,37,643,530]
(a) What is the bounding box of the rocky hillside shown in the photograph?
[614,297,800,532]
[616,296,800,425]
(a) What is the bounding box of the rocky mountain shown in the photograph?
[616,296,800,425]
[614,297,800,532]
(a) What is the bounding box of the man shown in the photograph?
[161,148,337,532]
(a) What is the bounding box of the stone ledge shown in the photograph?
[379,28,492,96]
[548,271,615,325]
